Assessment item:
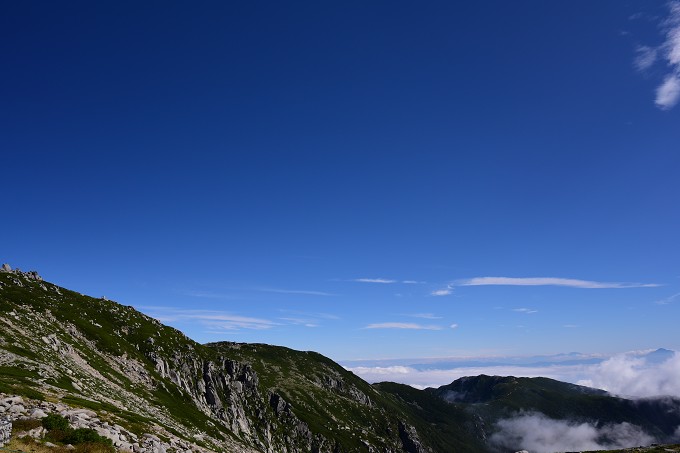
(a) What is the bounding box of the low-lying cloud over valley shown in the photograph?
[344,349,680,398]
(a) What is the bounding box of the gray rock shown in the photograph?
[30,408,47,418]
[8,404,25,414]
[0,419,11,448]
[2,396,23,405]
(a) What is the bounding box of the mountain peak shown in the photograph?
[0,263,42,281]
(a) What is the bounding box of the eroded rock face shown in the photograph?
[0,418,11,447]
[144,351,337,453]
[399,421,432,453]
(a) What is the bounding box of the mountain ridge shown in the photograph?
[2,265,680,452]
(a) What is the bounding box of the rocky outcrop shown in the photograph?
[0,418,11,447]
[1,393,208,452]
[145,350,339,452]
[398,420,432,453]
[0,263,42,281]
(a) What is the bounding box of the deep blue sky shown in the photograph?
[2,1,679,360]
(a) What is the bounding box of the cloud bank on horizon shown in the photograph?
[345,350,680,399]
[578,351,680,398]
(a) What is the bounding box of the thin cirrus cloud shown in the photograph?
[192,314,278,330]
[139,307,279,330]
[431,284,454,296]
[353,278,398,283]
[408,313,443,319]
[656,2,680,109]
[635,2,680,109]
[352,278,423,284]
[654,292,680,305]
[183,291,236,299]
[185,287,336,298]
[365,322,443,331]
[458,277,658,289]
[513,308,538,314]
[256,288,336,296]
[634,45,658,71]
[138,306,336,331]
[279,317,319,328]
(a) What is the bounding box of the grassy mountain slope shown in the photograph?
[0,268,471,452]
[2,268,679,452]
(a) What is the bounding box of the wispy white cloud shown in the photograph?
[364,322,443,330]
[353,278,397,284]
[634,45,658,71]
[655,292,680,305]
[640,1,680,109]
[655,74,680,109]
[458,276,658,289]
[184,291,236,299]
[277,309,341,327]
[139,306,336,332]
[143,307,279,330]
[257,288,336,296]
[450,323,459,329]
[408,313,443,319]
[513,308,538,314]
[279,318,319,327]
[351,278,423,284]
[431,284,454,296]
[186,287,336,298]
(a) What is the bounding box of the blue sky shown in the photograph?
[2,1,679,362]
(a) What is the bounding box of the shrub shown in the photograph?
[11,418,42,433]
[63,427,112,446]
[44,428,69,443]
[41,413,69,431]
[73,442,116,453]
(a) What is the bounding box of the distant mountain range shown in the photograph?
[343,348,676,371]
[2,266,680,452]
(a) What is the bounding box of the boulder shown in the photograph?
[30,408,47,418]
